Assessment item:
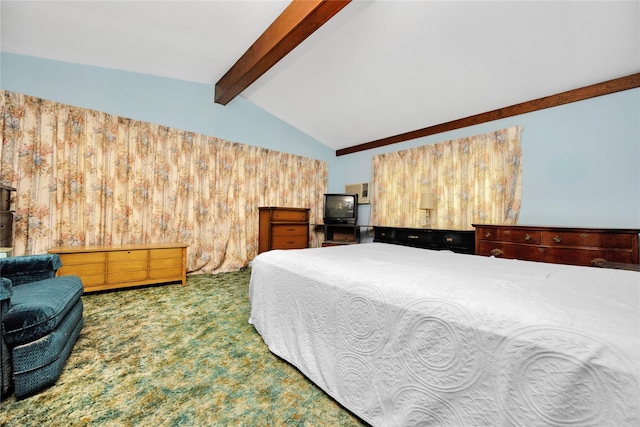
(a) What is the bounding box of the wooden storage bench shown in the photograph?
[48,243,188,292]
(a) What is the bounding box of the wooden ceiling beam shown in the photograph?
[336,73,640,156]
[214,0,351,105]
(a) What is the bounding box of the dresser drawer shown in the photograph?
[476,227,541,244]
[77,274,106,288]
[109,259,147,272]
[108,249,148,262]
[149,265,183,280]
[541,231,635,249]
[373,227,395,243]
[59,262,105,276]
[477,242,546,261]
[149,247,184,259]
[107,269,149,284]
[437,231,475,249]
[542,247,635,266]
[271,235,308,249]
[477,242,636,266]
[271,224,308,237]
[149,256,183,269]
[59,251,106,265]
[271,209,308,222]
[395,229,436,246]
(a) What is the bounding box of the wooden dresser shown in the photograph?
[373,226,475,254]
[49,243,188,292]
[258,207,310,254]
[473,224,640,267]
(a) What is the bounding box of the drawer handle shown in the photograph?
[286,241,296,244]
[485,232,492,238]
[591,257,607,266]
[524,234,532,241]
[552,235,562,243]
[407,235,420,239]
[286,228,296,232]
[490,248,503,257]
[581,234,587,239]
[503,230,510,236]
[445,237,454,242]
[538,247,546,253]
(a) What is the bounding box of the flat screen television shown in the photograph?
[323,193,358,224]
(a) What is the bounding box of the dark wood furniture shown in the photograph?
[0,185,16,249]
[258,207,310,254]
[473,224,640,267]
[322,224,361,247]
[373,226,475,254]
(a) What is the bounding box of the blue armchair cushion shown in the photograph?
[0,254,62,286]
[3,275,83,346]
[0,277,11,300]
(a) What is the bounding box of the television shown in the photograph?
[323,193,358,224]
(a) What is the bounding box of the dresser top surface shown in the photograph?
[472,224,640,234]
[259,207,310,211]
[375,226,474,233]
[49,242,188,253]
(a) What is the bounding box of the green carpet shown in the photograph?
[1,269,368,426]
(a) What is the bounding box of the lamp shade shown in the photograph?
[419,192,435,210]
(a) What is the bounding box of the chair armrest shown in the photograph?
[0,254,63,286]
[0,277,11,301]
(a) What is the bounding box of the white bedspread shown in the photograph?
[249,243,639,426]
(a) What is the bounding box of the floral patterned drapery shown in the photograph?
[0,91,327,274]
[371,126,522,230]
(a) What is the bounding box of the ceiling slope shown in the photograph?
[214,0,351,105]
[2,1,638,151]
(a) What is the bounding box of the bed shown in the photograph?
[248,243,639,426]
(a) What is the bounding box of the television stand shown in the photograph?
[321,224,361,247]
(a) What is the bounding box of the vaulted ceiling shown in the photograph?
[1,1,638,153]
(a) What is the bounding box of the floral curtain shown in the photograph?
[371,126,522,229]
[0,91,327,274]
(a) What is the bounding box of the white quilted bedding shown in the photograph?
[248,243,639,426]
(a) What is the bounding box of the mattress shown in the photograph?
[249,243,639,426]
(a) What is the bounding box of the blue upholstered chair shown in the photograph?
[0,254,84,399]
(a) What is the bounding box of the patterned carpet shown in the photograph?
[1,270,367,427]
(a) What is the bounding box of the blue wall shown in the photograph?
[2,53,638,228]
[337,89,640,229]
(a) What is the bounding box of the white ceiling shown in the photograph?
[1,1,639,151]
